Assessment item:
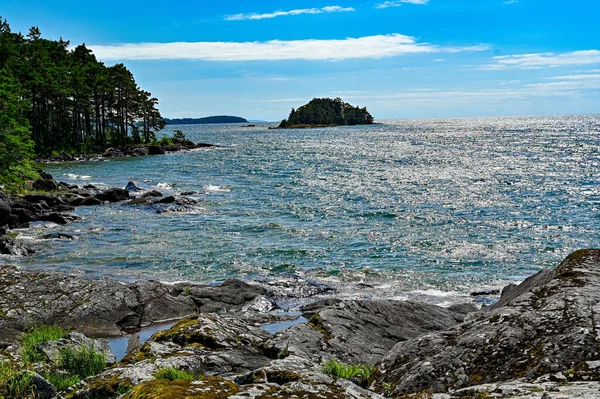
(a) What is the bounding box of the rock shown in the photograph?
[148,145,165,155]
[259,275,336,299]
[83,184,97,190]
[0,267,269,344]
[125,181,142,191]
[186,279,267,313]
[141,190,162,198]
[0,237,35,256]
[38,212,80,225]
[80,196,103,206]
[447,302,479,315]
[126,333,142,354]
[41,232,75,240]
[0,194,12,225]
[265,300,464,365]
[32,177,59,191]
[38,332,116,365]
[95,188,130,202]
[374,249,600,395]
[30,372,56,399]
[470,289,500,296]
[155,195,175,204]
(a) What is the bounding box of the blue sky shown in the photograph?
[2,0,599,120]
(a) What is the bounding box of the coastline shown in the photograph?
[2,249,600,398]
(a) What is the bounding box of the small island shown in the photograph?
[278,97,374,128]
[163,115,248,125]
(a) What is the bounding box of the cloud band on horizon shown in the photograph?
[89,34,488,62]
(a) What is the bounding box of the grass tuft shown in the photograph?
[0,362,35,399]
[154,367,196,381]
[44,371,82,391]
[322,358,375,381]
[21,324,68,364]
[59,345,107,379]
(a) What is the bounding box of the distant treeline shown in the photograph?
[279,98,374,128]
[0,17,165,187]
[164,116,248,125]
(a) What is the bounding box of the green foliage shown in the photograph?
[172,129,186,142]
[154,367,196,381]
[0,68,36,189]
[154,136,174,146]
[59,345,107,379]
[322,358,375,380]
[43,372,81,391]
[21,324,68,364]
[280,97,374,128]
[0,362,35,399]
[0,16,165,164]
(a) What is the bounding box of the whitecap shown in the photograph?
[157,182,172,190]
[65,173,92,180]
[203,185,231,193]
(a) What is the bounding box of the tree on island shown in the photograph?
[279,98,374,128]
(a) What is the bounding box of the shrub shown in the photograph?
[154,367,196,381]
[0,362,35,399]
[59,345,106,379]
[21,325,68,364]
[172,129,186,142]
[322,359,374,380]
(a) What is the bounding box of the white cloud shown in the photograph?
[89,34,488,62]
[225,6,354,21]
[433,58,444,62]
[546,73,600,80]
[481,50,600,70]
[503,0,518,4]
[376,0,429,9]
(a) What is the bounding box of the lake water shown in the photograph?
[8,115,600,306]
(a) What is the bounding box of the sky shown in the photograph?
[2,0,599,120]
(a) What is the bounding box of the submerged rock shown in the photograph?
[0,237,35,256]
[374,249,600,395]
[95,188,130,202]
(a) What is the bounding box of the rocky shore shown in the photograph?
[1,249,600,398]
[36,140,217,163]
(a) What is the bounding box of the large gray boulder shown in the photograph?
[374,249,600,395]
[264,299,466,365]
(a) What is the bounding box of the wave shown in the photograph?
[65,173,92,180]
[204,185,231,193]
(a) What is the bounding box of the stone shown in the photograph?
[125,181,142,191]
[0,267,267,344]
[186,279,267,313]
[41,232,75,240]
[148,145,165,155]
[141,190,162,198]
[374,249,600,395]
[38,212,80,225]
[95,188,130,202]
[155,195,175,204]
[265,299,464,365]
[0,237,35,256]
[0,194,12,224]
[30,372,56,399]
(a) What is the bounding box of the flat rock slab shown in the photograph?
[0,266,267,345]
[265,299,467,365]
